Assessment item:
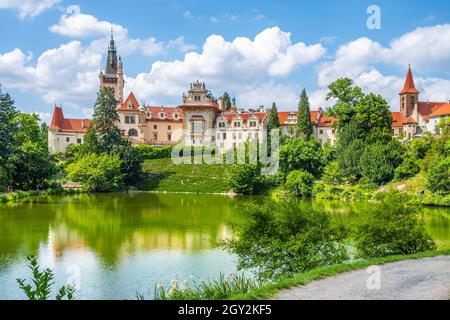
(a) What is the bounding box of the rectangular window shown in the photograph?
[233,133,237,140]
[168,125,172,131]
[250,121,257,127]
[219,122,226,128]
[192,121,203,134]
[66,137,70,143]
[154,125,157,130]
[153,133,158,140]
[77,138,82,144]
[168,133,172,141]
[319,129,324,134]
[217,133,220,140]
[130,116,136,124]
[125,116,130,124]
[194,96,201,101]
[223,133,226,140]
[234,122,241,128]
[238,133,242,140]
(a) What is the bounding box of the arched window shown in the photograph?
[128,129,138,137]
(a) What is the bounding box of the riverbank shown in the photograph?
[230,249,450,300]
[0,188,85,204]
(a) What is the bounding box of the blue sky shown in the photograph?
[1,0,450,122]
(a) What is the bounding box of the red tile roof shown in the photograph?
[391,112,417,127]
[221,112,266,123]
[278,111,320,125]
[428,103,450,117]
[317,114,336,127]
[144,106,184,122]
[117,92,140,111]
[49,106,91,133]
[418,101,448,118]
[399,65,420,95]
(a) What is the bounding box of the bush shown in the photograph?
[321,161,344,185]
[285,170,315,198]
[135,145,173,160]
[354,192,436,258]
[359,141,403,185]
[394,157,420,181]
[223,197,348,280]
[65,153,123,192]
[279,138,324,178]
[426,157,450,194]
[226,164,261,194]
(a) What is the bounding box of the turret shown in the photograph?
[399,65,419,118]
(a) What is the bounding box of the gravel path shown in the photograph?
[274,256,450,300]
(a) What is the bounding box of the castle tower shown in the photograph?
[399,65,419,118]
[99,29,124,103]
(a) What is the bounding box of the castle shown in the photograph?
[48,34,450,154]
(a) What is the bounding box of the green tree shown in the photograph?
[321,161,345,185]
[268,102,280,131]
[222,92,232,111]
[0,91,18,187]
[354,192,436,258]
[65,153,124,192]
[89,87,122,153]
[223,198,348,280]
[426,157,450,194]
[296,89,314,139]
[279,138,324,178]
[285,170,315,198]
[226,164,261,195]
[394,157,420,181]
[359,141,404,185]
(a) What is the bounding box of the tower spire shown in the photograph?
[400,64,419,95]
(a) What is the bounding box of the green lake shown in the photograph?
[0,193,449,300]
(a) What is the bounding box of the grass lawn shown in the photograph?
[230,249,450,300]
[138,158,231,193]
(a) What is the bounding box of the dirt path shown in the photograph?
[274,256,450,300]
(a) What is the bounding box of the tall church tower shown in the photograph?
[99,30,124,103]
[399,65,419,118]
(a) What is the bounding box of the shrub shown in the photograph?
[135,145,173,160]
[394,157,420,181]
[17,255,75,300]
[285,170,315,198]
[65,153,123,192]
[226,164,261,195]
[426,157,450,194]
[354,192,436,258]
[321,161,345,185]
[279,138,324,178]
[223,197,348,280]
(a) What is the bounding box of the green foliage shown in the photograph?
[279,138,324,178]
[222,92,232,111]
[268,102,280,131]
[334,123,364,180]
[359,141,404,185]
[321,161,345,185]
[0,91,18,163]
[226,164,261,194]
[394,157,420,181]
[117,145,142,185]
[296,89,314,139]
[223,198,348,280]
[90,87,122,152]
[153,274,258,300]
[285,170,315,198]
[354,192,436,258]
[17,255,75,300]
[65,153,123,192]
[135,145,173,160]
[426,157,450,195]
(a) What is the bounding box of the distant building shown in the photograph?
[48,106,91,153]
[48,37,450,154]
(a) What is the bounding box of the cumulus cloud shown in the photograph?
[0,0,59,19]
[126,27,325,107]
[50,5,196,57]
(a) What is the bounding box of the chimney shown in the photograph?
[218,97,224,111]
[259,105,265,113]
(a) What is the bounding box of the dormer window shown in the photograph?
[146,112,151,118]
[174,113,179,119]
[128,102,134,109]
[194,96,201,101]
[159,112,165,119]
[249,121,257,127]
[233,121,241,128]
[219,122,226,128]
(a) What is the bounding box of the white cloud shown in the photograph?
[0,49,36,89]
[183,11,194,19]
[0,0,59,19]
[125,27,325,108]
[50,5,196,57]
